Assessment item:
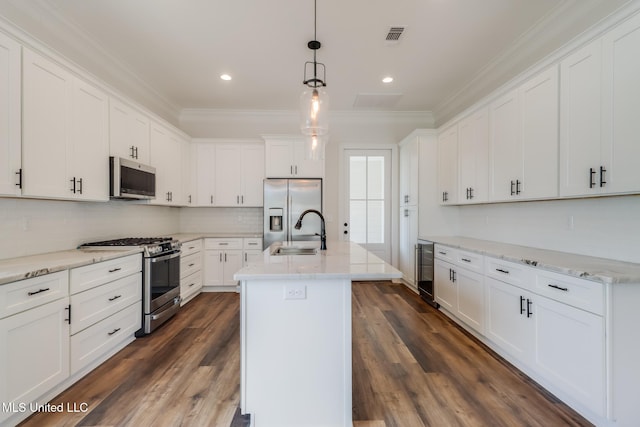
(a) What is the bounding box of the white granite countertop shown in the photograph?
[0,248,142,286]
[234,240,402,281]
[169,232,263,243]
[424,236,640,284]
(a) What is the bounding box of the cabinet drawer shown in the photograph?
[243,238,263,250]
[535,270,604,315]
[70,302,140,374]
[456,249,483,273]
[70,253,142,294]
[181,239,203,257]
[180,252,202,279]
[205,238,242,250]
[434,244,456,263]
[70,273,142,335]
[181,270,203,304]
[0,271,68,319]
[485,257,535,290]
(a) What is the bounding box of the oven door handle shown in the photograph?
[148,251,181,263]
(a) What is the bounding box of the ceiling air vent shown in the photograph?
[385,26,405,43]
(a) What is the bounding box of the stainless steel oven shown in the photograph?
[416,239,438,308]
[79,237,182,335]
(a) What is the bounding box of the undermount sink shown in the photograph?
[271,246,318,256]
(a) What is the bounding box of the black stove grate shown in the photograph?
[81,237,173,247]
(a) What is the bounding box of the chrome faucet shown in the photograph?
[294,209,327,250]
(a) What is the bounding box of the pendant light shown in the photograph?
[300,0,328,159]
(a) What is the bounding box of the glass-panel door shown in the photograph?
[342,149,391,263]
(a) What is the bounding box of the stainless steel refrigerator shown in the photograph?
[263,178,322,250]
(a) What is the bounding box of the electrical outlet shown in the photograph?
[284,284,306,300]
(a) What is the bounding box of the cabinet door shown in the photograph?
[0,298,70,418]
[69,79,109,201]
[243,250,263,266]
[532,295,605,417]
[458,108,489,204]
[437,126,458,204]
[0,32,21,196]
[22,48,72,199]
[485,277,533,363]
[222,250,243,287]
[241,144,265,206]
[215,144,243,206]
[559,40,603,197]
[109,99,150,163]
[456,268,484,333]
[203,250,223,287]
[265,140,294,177]
[399,205,418,287]
[602,12,640,194]
[195,143,215,206]
[399,138,419,206]
[489,89,522,201]
[434,259,457,312]
[150,124,182,205]
[520,66,559,199]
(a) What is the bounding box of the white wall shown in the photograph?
[456,195,640,264]
[0,198,179,260]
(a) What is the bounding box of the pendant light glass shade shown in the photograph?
[300,86,329,136]
[304,133,326,160]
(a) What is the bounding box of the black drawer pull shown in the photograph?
[547,284,569,292]
[108,328,121,336]
[461,258,471,263]
[495,268,510,274]
[438,251,447,256]
[188,263,195,267]
[108,295,122,301]
[108,268,122,273]
[189,283,196,287]
[28,288,50,296]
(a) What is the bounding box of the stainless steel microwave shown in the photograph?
[109,156,156,200]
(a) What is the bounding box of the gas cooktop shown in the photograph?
[79,237,180,256]
[80,237,173,247]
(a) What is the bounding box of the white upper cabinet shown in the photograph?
[149,122,183,206]
[490,66,559,201]
[602,12,640,194]
[109,98,150,164]
[458,108,489,204]
[399,136,419,207]
[0,32,21,197]
[437,125,458,205]
[194,142,216,206]
[22,48,108,201]
[264,137,324,178]
[215,143,264,207]
[559,41,604,197]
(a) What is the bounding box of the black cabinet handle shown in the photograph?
[516,180,521,195]
[495,268,510,274]
[439,251,447,256]
[65,305,71,324]
[449,268,452,281]
[526,299,533,318]
[600,166,607,187]
[469,187,474,199]
[108,267,122,273]
[15,169,22,189]
[70,177,76,193]
[77,178,83,194]
[547,284,569,292]
[134,146,139,159]
[442,191,448,202]
[108,295,122,301]
[108,328,121,336]
[589,167,596,188]
[461,258,471,263]
[520,296,525,315]
[28,288,50,296]
[211,195,214,204]
[130,145,136,158]
[224,253,227,262]
[188,263,195,267]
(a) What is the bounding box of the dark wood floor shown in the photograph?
[18,282,592,427]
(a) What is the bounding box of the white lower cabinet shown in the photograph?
[180,239,203,305]
[243,237,263,266]
[69,254,142,375]
[0,297,70,423]
[204,237,262,290]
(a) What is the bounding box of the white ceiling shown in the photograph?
[0,0,631,122]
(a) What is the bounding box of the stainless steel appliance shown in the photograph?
[416,239,438,308]
[79,237,181,335]
[263,178,322,250]
[110,156,156,200]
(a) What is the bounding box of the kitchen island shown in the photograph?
[234,241,401,427]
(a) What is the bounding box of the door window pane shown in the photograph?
[350,157,367,199]
[367,200,384,244]
[367,156,385,199]
[349,200,366,243]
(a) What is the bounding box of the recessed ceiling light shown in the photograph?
[382,76,393,83]
[220,74,232,81]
